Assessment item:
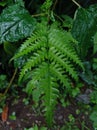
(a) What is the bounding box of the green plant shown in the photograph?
[9,111,16,120]
[92,32,97,87]
[71,4,97,88]
[90,90,97,104]
[23,98,30,105]
[0,0,13,7]
[0,0,97,129]
[13,20,83,126]
[0,75,8,91]
[90,105,97,130]
[24,125,47,130]
[60,114,79,130]
[72,4,97,60]
[0,0,36,44]
[0,0,36,79]
[12,0,84,126]
[0,75,8,106]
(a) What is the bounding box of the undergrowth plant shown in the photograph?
[13,0,84,127]
[1,0,97,128]
[13,22,83,126]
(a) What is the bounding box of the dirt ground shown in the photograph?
[0,90,94,130]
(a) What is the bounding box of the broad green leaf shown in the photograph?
[79,61,94,85]
[72,4,97,59]
[0,3,36,44]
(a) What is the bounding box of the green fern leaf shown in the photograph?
[13,22,84,127]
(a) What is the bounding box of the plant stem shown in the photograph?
[32,13,47,17]
[72,0,81,8]
[52,0,58,11]
[4,68,18,95]
[54,13,64,23]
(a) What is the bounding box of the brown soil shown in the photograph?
[0,91,94,130]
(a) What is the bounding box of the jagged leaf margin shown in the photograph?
[13,22,84,126]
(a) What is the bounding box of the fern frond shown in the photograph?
[40,75,59,126]
[50,62,71,87]
[49,28,84,69]
[49,48,78,80]
[19,48,47,82]
[13,22,84,127]
[14,37,47,59]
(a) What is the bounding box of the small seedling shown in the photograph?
[23,98,29,105]
[9,112,16,120]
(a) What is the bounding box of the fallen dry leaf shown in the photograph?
[1,104,9,122]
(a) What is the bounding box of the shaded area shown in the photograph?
[0,90,93,130]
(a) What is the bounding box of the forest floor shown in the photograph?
[0,89,93,130]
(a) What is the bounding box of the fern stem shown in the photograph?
[45,28,53,126]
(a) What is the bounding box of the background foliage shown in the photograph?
[0,0,97,129]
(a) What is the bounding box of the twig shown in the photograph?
[54,13,64,23]
[32,13,47,17]
[52,0,58,11]
[3,68,18,95]
[72,0,81,8]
